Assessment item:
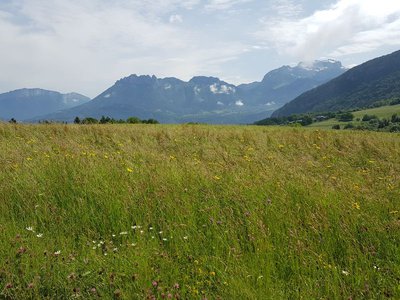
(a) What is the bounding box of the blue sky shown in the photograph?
[1,0,400,97]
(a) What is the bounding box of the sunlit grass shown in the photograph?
[0,124,399,299]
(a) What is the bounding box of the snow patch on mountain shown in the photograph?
[210,83,235,94]
[235,100,244,106]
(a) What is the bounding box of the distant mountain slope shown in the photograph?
[0,89,90,120]
[36,60,345,124]
[272,50,400,117]
[238,60,346,107]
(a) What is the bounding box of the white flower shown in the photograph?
[149,227,153,230]
[131,243,136,247]
[120,231,128,235]
[162,238,168,241]
[342,270,349,276]
[112,234,116,237]
[131,225,137,229]
[26,227,34,232]
[159,231,163,234]
[183,236,188,240]
[113,247,118,252]
[92,246,97,250]
[54,250,61,256]
[36,233,43,238]
[140,230,144,234]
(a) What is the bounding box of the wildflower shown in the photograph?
[131,225,137,229]
[120,231,128,235]
[36,233,43,238]
[352,202,360,210]
[173,283,180,289]
[183,236,188,240]
[214,175,221,180]
[113,247,118,252]
[278,144,284,148]
[342,270,349,276]
[27,157,33,161]
[127,167,133,173]
[152,281,158,287]
[209,271,215,276]
[54,250,61,256]
[159,231,163,234]
[149,227,153,230]
[26,226,34,232]
[162,238,168,241]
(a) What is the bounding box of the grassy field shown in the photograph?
[308,104,400,129]
[0,124,399,299]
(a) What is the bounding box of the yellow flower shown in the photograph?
[209,271,216,276]
[126,167,133,173]
[214,175,221,180]
[352,202,360,210]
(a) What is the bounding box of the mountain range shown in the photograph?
[272,50,400,117]
[18,60,346,124]
[0,89,90,121]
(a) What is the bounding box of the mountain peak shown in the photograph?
[189,76,221,85]
[297,59,343,71]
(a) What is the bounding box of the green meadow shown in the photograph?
[308,104,400,129]
[0,124,399,299]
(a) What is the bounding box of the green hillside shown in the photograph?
[308,104,400,129]
[0,124,399,299]
[273,50,400,117]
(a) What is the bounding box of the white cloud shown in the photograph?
[0,0,248,97]
[256,0,400,61]
[169,14,183,24]
[205,0,253,11]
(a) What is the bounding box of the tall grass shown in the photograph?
[0,124,399,299]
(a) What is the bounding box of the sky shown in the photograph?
[1,0,400,98]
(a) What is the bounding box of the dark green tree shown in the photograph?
[126,117,141,124]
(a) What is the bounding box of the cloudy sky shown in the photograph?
[1,0,400,97]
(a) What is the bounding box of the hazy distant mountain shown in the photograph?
[238,59,347,107]
[32,60,346,124]
[0,89,90,121]
[272,50,400,117]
